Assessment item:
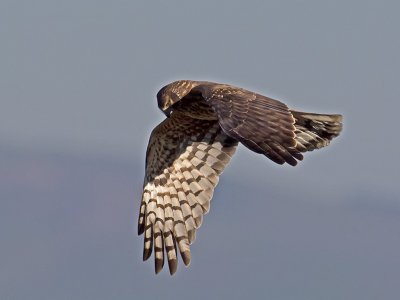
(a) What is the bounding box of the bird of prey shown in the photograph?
[138,80,342,275]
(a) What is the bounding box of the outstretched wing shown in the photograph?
[194,84,303,166]
[138,112,238,275]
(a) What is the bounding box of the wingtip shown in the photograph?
[285,157,298,166]
[187,229,196,245]
[181,251,191,266]
[155,258,164,274]
[138,223,144,235]
[143,248,152,261]
[168,259,178,275]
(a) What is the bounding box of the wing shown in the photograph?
[194,84,303,166]
[138,112,238,275]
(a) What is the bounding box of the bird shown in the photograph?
[138,80,342,275]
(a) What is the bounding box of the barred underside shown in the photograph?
[138,112,238,275]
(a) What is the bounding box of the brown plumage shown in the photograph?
[139,80,343,275]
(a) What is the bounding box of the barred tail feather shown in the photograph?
[290,110,343,152]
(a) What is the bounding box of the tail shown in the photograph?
[290,110,343,152]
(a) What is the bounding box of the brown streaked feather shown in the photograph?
[194,84,301,166]
[164,230,177,275]
[139,112,238,274]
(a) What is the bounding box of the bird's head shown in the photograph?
[156,80,198,116]
[156,85,179,117]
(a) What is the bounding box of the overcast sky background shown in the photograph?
[1,1,400,299]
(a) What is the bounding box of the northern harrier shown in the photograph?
[138,80,342,275]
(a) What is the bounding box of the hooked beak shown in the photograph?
[164,107,173,117]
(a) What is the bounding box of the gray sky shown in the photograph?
[1,1,400,299]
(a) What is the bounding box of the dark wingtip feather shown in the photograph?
[286,158,298,166]
[168,259,178,275]
[143,247,152,261]
[181,251,191,266]
[138,222,144,235]
[138,201,146,235]
[155,258,164,274]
